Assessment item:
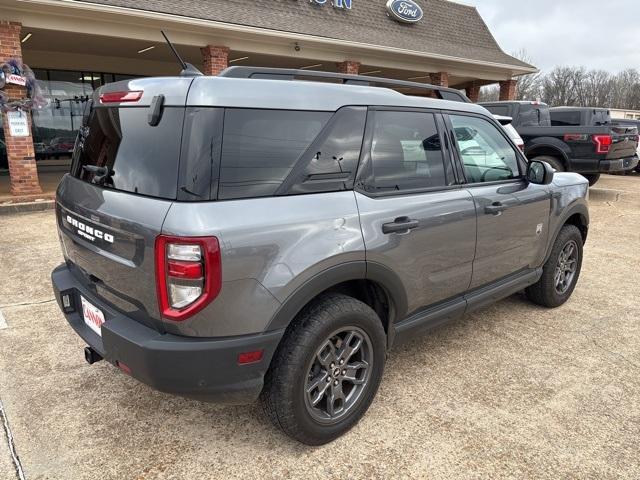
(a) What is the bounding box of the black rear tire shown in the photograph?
[526,225,583,308]
[584,173,600,186]
[532,155,565,172]
[260,293,386,445]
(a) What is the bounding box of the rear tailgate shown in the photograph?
[55,77,193,332]
[57,177,171,331]
[608,125,639,160]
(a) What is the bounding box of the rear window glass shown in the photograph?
[218,109,331,200]
[592,110,611,126]
[484,105,510,116]
[72,106,183,199]
[519,105,551,126]
[550,111,581,126]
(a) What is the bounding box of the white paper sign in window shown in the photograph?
[7,111,30,137]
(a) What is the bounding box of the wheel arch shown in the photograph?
[526,139,570,166]
[265,262,407,348]
[544,203,589,264]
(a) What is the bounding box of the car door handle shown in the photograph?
[484,203,509,215]
[382,217,419,234]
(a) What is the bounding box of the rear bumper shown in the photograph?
[51,264,284,404]
[570,155,639,173]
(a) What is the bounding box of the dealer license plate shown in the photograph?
[81,296,105,337]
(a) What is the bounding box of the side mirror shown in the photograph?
[527,160,554,185]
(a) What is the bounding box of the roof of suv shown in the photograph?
[100,74,491,116]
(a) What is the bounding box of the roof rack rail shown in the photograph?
[218,66,471,103]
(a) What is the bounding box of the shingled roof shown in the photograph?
[75,0,534,70]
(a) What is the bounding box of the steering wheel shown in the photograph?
[481,166,512,182]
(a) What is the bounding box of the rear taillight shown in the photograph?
[517,143,525,153]
[99,90,143,104]
[155,235,222,321]
[592,134,612,154]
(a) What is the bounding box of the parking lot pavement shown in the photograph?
[0,174,639,479]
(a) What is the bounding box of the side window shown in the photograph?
[369,111,448,192]
[449,115,520,184]
[218,109,331,200]
[280,107,367,195]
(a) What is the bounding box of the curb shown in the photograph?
[0,199,55,215]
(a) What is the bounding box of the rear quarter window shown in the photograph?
[218,109,332,200]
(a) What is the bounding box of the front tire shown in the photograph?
[526,225,583,308]
[260,293,386,445]
[532,155,565,172]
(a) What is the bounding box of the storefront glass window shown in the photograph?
[29,69,141,160]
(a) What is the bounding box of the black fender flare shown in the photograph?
[543,201,589,264]
[265,261,408,340]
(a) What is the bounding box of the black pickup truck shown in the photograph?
[611,118,640,173]
[480,102,639,186]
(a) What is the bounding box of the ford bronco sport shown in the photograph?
[52,67,589,445]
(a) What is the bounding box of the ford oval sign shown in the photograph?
[386,0,423,23]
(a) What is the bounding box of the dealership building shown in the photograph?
[0,0,535,197]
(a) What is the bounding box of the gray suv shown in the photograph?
[51,67,589,445]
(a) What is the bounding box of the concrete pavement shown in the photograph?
[0,174,638,479]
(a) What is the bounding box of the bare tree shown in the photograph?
[478,84,499,102]
[473,50,640,110]
[511,49,542,101]
[541,66,585,106]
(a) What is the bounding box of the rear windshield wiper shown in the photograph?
[82,165,113,186]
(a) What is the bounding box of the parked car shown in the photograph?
[46,137,76,159]
[611,118,640,173]
[34,142,47,160]
[52,68,590,445]
[494,115,525,152]
[480,101,639,186]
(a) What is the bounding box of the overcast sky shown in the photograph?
[455,0,640,73]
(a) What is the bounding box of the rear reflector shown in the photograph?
[155,235,222,321]
[116,361,132,375]
[168,260,203,279]
[238,350,264,365]
[99,91,143,104]
[592,134,613,154]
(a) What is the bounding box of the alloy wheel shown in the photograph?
[303,327,373,424]
[555,240,579,295]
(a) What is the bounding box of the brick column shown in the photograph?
[336,61,360,75]
[429,72,449,87]
[0,21,41,196]
[466,81,482,103]
[200,45,230,76]
[499,79,518,101]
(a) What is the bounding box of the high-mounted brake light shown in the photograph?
[592,134,612,154]
[155,235,222,321]
[99,91,143,104]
